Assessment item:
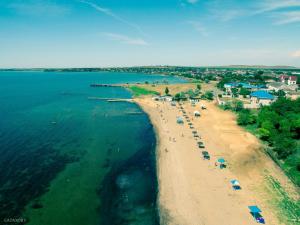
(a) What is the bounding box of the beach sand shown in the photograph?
[135,97,299,225]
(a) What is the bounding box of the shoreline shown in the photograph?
[135,96,300,225]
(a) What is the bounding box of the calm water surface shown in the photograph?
[0,72,185,225]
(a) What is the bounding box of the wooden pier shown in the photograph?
[88,97,133,102]
[90,84,124,88]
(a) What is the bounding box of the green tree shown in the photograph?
[165,87,169,95]
[174,93,180,101]
[258,128,270,140]
[237,109,256,125]
[196,84,201,91]
[231,88,239,97]
[233,100,244,112]
[202,91,214,100]
[239,88,250,97]
[223,102,232,110]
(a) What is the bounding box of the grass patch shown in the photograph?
[128,86,160,97]
[265,175,300,224]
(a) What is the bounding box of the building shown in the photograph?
[279,75,297,85]
[249,90,275,108]
[267,82,298,92]
[224,82,259,90]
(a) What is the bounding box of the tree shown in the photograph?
[196,84,201,91]
[165,87,169,95]
[201,91,214,100]
[231,88,239,97]
[239,88,250,97]
[258,128,270,140]
[233,100,244,112]
[237,109,256,125]
[223,102,232,110]
[174,93,180,101]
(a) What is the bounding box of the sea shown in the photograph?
[0,71,185,225]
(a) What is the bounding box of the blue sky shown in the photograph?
[0,0,300,68]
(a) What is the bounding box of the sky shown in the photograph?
[0,0,300,68]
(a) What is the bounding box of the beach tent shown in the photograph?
[230,179,241,190]
[248,206,265,224]
[194,111,201,117]
[177,117,184,124]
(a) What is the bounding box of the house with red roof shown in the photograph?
[279,75,297,85]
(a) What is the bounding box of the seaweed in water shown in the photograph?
[0,144,80,224]
[98,125,159,225]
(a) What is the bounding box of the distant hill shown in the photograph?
[220,65,299,69]
[0,65,299,71]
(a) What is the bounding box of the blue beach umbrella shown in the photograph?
[218,158,226,163]
[248,205,265,223]
[248,206,261,214]
[230,179,241,190]
[230,179,240,186]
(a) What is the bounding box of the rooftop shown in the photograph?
[250,90,275,100]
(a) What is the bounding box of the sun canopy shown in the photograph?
[177,117,184,124]
[248,206,262,213]
[230,179,240,186]
[218,158,226,163]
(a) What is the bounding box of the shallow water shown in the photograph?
[0,71,184,225]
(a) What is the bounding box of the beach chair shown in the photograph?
[198,141,205,148]
[202,151,210,160]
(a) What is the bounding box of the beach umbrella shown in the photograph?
[177,117,184,124]
[248,206,261,213]
[248,206,265,224]
[218,158,226,163]
[230,179,241,190]
[230,179,240,186]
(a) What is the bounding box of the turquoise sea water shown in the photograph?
[0,72,185,225]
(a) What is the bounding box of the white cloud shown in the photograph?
[291,50,300,57]
[80,1,145,36]
[273,11,300,24]
[187,21,208,36]
[256,0,300,14]
[102,32,149,46]
[214,9,244,22]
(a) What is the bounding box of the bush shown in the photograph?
[258,128,270,140]
[201,91,214,100]
[237,109,256,125]
[232,100,244,112]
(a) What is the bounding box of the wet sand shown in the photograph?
[135,97,299,225]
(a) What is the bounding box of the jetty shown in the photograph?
[90,84,124,88]
[88,97,133,102]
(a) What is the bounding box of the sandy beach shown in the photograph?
[135,96,299,225]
